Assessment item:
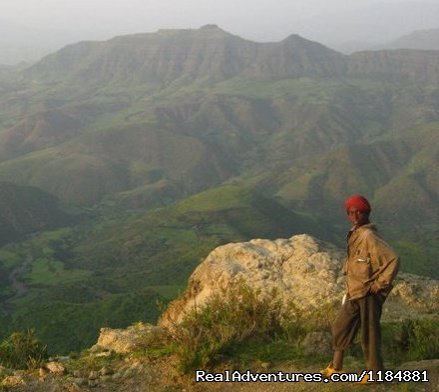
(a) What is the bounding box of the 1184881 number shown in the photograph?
[367,370,428,382]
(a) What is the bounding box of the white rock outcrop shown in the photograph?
[91,322,165,354]
[159,234,439,327]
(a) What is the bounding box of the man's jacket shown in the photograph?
[344,223,400,300]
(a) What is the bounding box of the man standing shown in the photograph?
[321,195,400,382]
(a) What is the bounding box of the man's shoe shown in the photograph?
[357,372,376,385]
[320,365,342,378]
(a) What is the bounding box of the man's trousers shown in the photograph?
[332,293,384,371]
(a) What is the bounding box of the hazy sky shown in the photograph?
[2,0,439,41]
[1,0,438,63]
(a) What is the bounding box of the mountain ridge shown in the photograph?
[331,27,439,54]
[0,27,437,215]
[19,26,439,90]
[22,25,347,87]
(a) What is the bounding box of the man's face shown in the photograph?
[347,207,369,226]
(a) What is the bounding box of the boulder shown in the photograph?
[91,322,166,354]
[2,375,25,388]
[45,361,66,375]
[159,234,439,327]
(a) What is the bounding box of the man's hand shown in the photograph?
[369,281,381,294]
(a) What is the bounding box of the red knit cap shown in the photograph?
[345,194,371,213]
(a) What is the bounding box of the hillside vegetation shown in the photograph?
[0,26,437,354]
[0,182,70,245]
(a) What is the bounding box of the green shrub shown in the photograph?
[0,329,48,369]
[170,280,307,372]
[382,318,439,364]
[407,318,439,360]
[67,350,122,374]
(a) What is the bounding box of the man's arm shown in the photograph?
[366,232,400,294]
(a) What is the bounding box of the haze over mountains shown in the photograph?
[0,19,86,66]
[0,14,438,66]
[384,27,439,50]
[335,27,439,54]
[0,25,437,353]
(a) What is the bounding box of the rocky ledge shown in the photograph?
[159,234,439,326]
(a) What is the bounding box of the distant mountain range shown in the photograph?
[385,28,439,51]
[0,26,437,354]
[333,28,439,53]
[23,26,346,85]
[1,26,437,220]
[1,23,439,65]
